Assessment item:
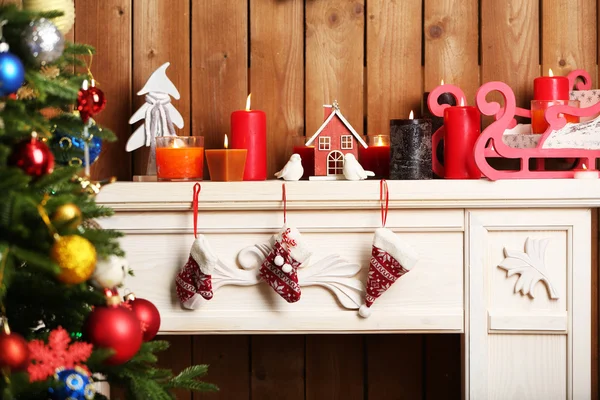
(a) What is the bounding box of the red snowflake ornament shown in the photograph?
[28,327,93,382]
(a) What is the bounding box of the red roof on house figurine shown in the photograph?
[306,100,368,180]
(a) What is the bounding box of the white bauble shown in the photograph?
[90,255,129,289]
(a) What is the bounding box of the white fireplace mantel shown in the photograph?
[97,180,597,399]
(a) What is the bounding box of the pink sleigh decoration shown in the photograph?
[428,69,600,180]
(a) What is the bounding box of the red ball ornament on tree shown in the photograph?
[77,79,106,124]
[84,292,143,365]
[8,133,54,178]
[0,325,30,371]
[124,293,161,342]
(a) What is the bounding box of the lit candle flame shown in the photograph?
[583,164,587,170]
[172,139,180,148]
[409,110,414,119]
[245,93,252,111]
[375,136,384,146]
[460,98,465,107]
[548,68,554,77]
[224,134,229,149]
[440,79,444,85]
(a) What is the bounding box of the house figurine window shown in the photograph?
[319,136,331,151]
[341,135,353,150]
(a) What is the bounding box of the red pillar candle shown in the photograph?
[533,69,570,101]
[230,94,267,181]
[532,70,578,134]
[443,104,480,179]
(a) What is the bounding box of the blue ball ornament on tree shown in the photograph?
[0,45,25,96]
[49,367,95,400]
[50,131,102,167]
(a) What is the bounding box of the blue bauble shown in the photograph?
[0,51,25,96]
[50,131,102,167]
[49,367,95,400]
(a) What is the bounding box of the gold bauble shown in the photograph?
[51,203,82,229]
[51,235,96,284]
[23,0,75,35]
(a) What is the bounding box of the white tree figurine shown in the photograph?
[126,62,184,175]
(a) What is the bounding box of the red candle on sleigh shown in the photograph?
[531,69,579,133]
[443,100,481,179]
[230,94,267,180]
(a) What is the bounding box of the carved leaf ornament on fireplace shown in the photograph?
[498,237,559,300]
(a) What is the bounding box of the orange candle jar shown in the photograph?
[531,100,580,134]
[156,136,204,181]
[205,135,248,181]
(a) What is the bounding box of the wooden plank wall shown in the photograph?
[4,0,596,398]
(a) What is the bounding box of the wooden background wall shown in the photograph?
[2,0,598,398]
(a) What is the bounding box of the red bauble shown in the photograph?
[8,136,54,178]
[126,296,161,342]
[0,331,30,371]
[77,84,106,124]
[84,304,143,365]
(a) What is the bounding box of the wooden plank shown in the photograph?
[542,0,597,87]
[425,334,461,400]
[367,334,424,399]
[157,335,193,400]
[75,0,132,181]
[190,0,247,165]
[424,0,479,103]
[366,0,420,134]
[250,0,303,178]
[132,0,190,176]
[192,335,250,400]
[481,1,539,109]
[251,335,304,400]
[306,0,364,136]
[305,335,364,400]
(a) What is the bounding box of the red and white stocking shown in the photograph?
[260,226,311,303]
[175,235,218,309]
[359,227,419,318]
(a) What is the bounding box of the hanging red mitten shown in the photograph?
[359,181,419,318]
[260,225,311,303]
[259,184,311,303]
[175,184,219,309]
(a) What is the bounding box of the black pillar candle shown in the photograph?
[390,118,432,180]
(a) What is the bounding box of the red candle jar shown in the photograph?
[230,94,267,181]
[292,136,314,180]
[443,106,481,179]
[359,135,390,179]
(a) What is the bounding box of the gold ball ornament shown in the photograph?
[51,203,82,229]
[22,0,75,35]
[50,235,96,284]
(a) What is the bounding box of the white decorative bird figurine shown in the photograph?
[274,153,304,181]
[343,153,374,181]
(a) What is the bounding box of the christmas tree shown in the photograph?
[0,5,216,399]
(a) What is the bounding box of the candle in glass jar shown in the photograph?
[443,101,480,179]
[155,136,204,181]
[230,94,267,180]
[292,136,314,180]
[390,111,432,180]
[531,69,579,133]
[358,135,390,179]
[205,134,248,181]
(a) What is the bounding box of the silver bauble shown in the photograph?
[21,18,65,66]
